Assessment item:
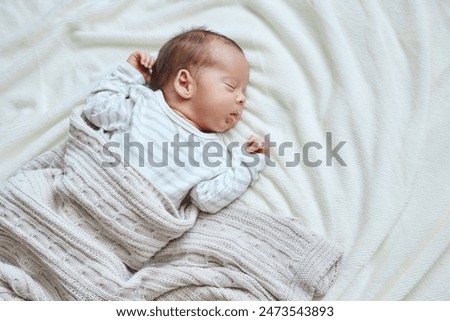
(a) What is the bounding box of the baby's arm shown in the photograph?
[83,51,154,131]
[190,140,268,213]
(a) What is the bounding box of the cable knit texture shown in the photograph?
[0,107,343,301]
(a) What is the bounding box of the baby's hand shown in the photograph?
[246,135,270,157]
[127,51,155,84]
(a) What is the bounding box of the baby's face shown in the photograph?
[189,42,249,133]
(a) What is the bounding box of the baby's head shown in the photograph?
[150,27,249,133]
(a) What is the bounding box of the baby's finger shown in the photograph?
[140,55,150,67]
[246,140,259,153]
[146,58,155,69]
[246,135,257,144]
[144,56,154,69]
[149,55,156,67]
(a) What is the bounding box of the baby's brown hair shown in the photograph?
[149,27,244,91]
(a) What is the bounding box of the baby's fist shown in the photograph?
[246,135,270,157]
[127,51,155,84]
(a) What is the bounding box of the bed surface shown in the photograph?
[1,0,449,300]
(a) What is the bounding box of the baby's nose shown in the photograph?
[236,93,246,106]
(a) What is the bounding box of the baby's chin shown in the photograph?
[200,119,239,133]
[216,121,238,133]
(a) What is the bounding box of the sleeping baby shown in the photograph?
[83,28,269,213]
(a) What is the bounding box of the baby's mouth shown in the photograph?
[230,113,239,121]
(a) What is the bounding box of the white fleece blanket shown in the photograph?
[1,0,449,300]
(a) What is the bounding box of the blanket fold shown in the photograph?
[0,107,343,300]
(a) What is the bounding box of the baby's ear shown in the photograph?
[173,69,194,99]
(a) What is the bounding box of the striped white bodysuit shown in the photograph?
[83,62,266,213]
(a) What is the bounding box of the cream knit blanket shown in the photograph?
[0,108,343,301]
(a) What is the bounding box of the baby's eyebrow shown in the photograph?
[222,75,237,83]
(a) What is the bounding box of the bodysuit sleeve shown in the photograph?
[189,147,267,214]
[83,62,145,132]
